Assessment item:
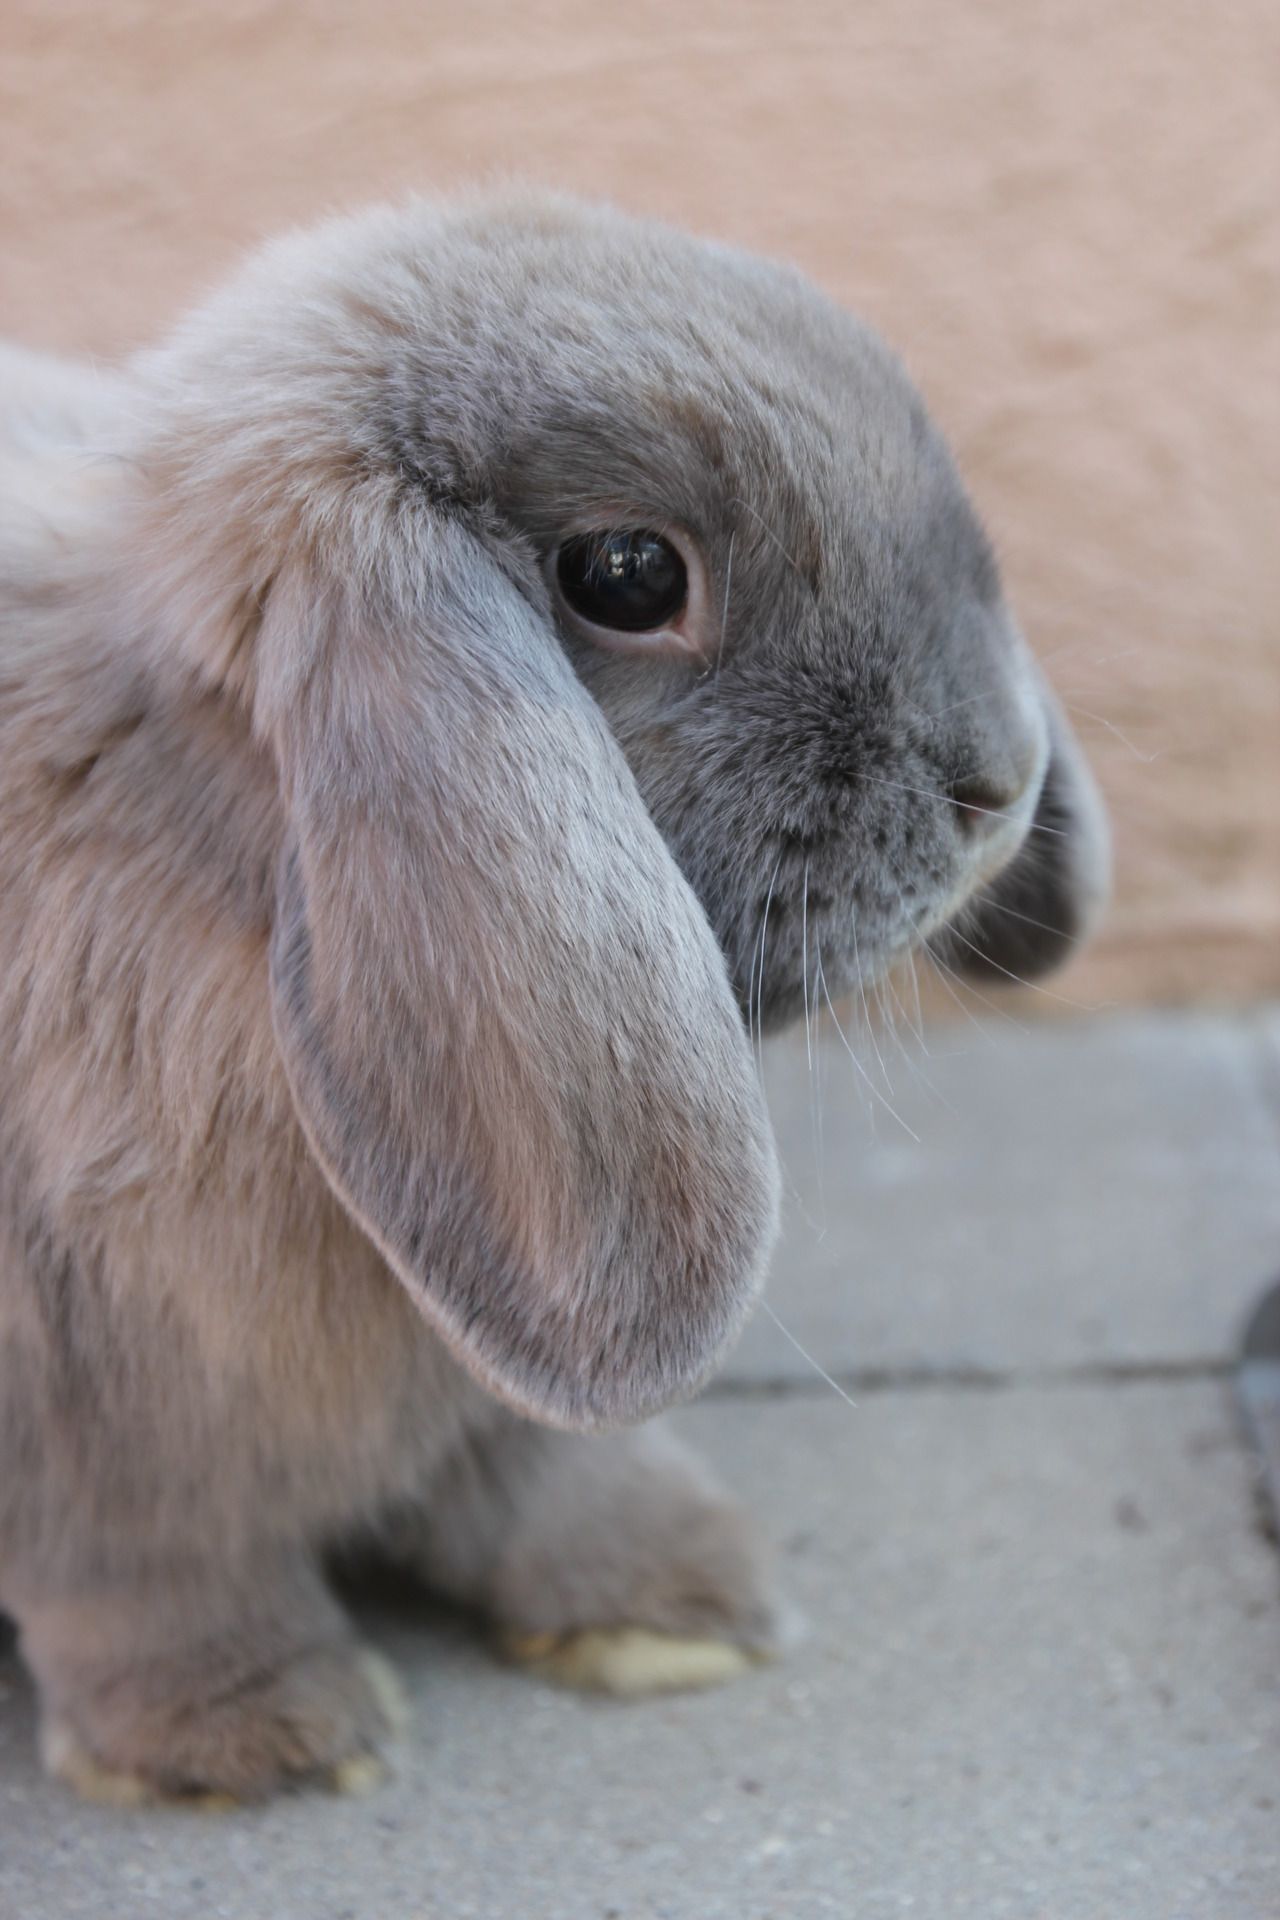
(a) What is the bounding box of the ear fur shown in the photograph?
[258,505,778,1431]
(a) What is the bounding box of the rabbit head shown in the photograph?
[108,189,1105,1427]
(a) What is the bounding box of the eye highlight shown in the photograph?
[555,530,688,634]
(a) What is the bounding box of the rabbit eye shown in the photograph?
[555,530,688,633]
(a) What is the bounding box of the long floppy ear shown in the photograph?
[259,507,779,1432]
[944,676,1111,982]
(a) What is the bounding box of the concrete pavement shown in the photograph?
[3,1009,1278,1919]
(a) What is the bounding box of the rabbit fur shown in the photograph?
[0,190,1107,1802]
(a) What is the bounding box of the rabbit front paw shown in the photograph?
[18,1557,407,1806]
[395,1419,789,1695]
[40,1643,407,1807]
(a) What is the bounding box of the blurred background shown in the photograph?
[2,0,1276,1006]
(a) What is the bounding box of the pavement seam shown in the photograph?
[704,1355,1233,1400]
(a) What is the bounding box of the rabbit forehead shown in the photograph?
[163,189,988,633]
[359,195,981,587]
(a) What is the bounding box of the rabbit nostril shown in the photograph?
[949,773,1026,834]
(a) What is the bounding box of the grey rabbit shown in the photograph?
[0,188,1108,1804]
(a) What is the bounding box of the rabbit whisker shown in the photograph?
[937,921,1106,1013]
[881,858,1029,1041]
[879,968,941,1107]
[801,858,813,1076]
[901,928,928,1050]
[884,931,927,1053]
[1035,641,1145,675]
[815,939,921,1143]
[714,529,735,684]
[856,770,1069,840]
[926,656,1140,724]
[924,938,1027,1039]
[727,495,802,576]
[1060,701,1159,763]
[801,858,829,1225]
[964,890,1070,944]
[850,909,892,1094]
[853,883,947,1109]
[811,945,828,1232]
[873,945,949,1110]
[920,690,1002,723]
[749,852,783,1071]
[757,1298,858,1410]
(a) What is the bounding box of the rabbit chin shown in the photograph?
[741,917,921,1035]
[728,892,917,1034]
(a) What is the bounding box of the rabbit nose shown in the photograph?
[944,686,1046,837]
[947,769,1031,836]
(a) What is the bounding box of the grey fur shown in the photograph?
[0,189,1106,1801]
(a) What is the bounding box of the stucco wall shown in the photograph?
[3,0,1276,1004]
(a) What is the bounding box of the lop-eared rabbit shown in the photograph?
[0,192,1107,1804]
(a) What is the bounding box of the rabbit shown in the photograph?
[0,188,1108,1805]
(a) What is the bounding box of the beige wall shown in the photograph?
[3,0,1277,1004]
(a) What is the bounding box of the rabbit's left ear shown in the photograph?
[258,507,778,1433]
[943,680,1110,982]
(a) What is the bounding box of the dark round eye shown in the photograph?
[555,530,688,633]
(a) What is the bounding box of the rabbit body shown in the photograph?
[0,193,1106,1801]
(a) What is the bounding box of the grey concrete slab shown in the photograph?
[2,1383,1277,1920]
[1254,1006,1280,1117]
[730,1009,1280,1384]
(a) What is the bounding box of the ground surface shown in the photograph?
[2,1009,1279,1919]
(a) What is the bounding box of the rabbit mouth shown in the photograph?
[711,699,1106,1038]
[711,776,1043,1036]
[622,623,1054,1038]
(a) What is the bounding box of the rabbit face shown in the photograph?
[527,375,1049,1032]
[366,195,1107,1030]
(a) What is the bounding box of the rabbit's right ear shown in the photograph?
[258,508,778,1433]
